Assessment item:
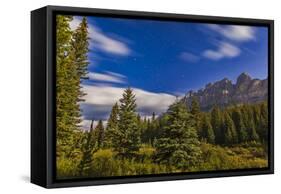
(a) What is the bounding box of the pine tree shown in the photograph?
[140,116,147,143]
[190,96,201,130]
[70,17,90,105]
[231,121,238,144]
[243,105,260,142]
[141,117,149,143]
[148,112,159,145]
[155,101,201,170]
[259,102,268,141]
[136,114,148,144]
[78,120,98,176]
[211,105,223,144]
[222,112,238,145]
[104,103,119,147]
[152,112,156,121]
[56,15,77,157]
[147,118,151,131]
[232,108,248,143]
[157,113,169,139]
[94,120,105,148]
[115,88,140,157]
[252,105,261,133]
[56,16,90,158]
[248,119,260,142]
[137,114,141,123]
[71,17,90,81]
[201,114,215,144]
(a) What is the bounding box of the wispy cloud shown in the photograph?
[203,41,240,60]
[202,24,256,61]
[88,71,127,84]
[70,17,131,56]
[206,24,255,42]
[179,52,200,63]
[80,85,176,123]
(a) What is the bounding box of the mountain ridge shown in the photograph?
[182,72,268,110]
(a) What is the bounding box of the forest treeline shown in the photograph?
[56,16,268,179]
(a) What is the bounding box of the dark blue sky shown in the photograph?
[69,15,268,126]
[83,16,268,95]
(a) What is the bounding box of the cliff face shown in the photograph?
[182,73,268,110]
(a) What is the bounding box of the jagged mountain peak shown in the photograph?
[237,72,252,85]
[183,72,267,110]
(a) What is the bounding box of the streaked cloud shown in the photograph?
[202,24,256,61]
[70,17,131,56]
[179,52,200,63]
[203,41,240,60]
[88,71,127,84]
[206,24,255,42]
[80,85,176,123]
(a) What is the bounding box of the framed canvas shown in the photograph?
[31,5,274,188]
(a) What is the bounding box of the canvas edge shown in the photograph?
[30,5,274,188]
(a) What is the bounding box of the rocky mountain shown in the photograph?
[182,72,268,110]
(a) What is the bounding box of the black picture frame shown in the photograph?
[31,5,274,188]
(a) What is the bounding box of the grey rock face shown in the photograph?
[182,72,268,110]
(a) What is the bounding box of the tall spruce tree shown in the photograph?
[145,112,159,145]
[248,119,260,142]
[71,17,90,80]
[222,112,238,145]
[252,105,261,134]
[78,120,98,176]
[243,106,260,142]
[141,117,151,143]
[70,17,90,102]
[154,101,201,170]
[259,102,268,141]
[104,103,119,147]
[211,105,223,144]
[201,114,215,144]
[114,88,140,157]
[232,109,248,143]
[151,112,160,146]
[94,120,105,148]
[56,15,77,157]
[56,16,90,158]
[190,96,201,131]
[70,17,90,155]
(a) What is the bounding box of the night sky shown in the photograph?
[68,15,268,129]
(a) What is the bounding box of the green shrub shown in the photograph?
[57,143,268,179]
[135,145,155,162]
[86,148,173,177]
[90,149,119,177]
[56,157,80,179]
[196,143,268,171]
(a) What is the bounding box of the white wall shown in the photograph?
[0,0,279,193]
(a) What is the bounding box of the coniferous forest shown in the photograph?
[56,15,269,179]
